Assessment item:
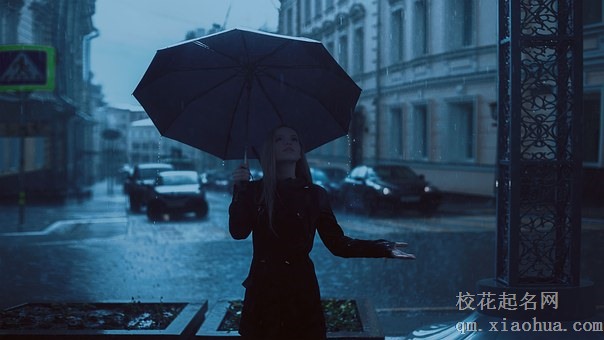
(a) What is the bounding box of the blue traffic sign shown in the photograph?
[0,45,55,91]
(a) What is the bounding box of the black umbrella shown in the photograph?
[133,27,361,160]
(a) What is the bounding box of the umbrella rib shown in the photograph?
[181,72,240,108]
[159,72,241,140]
[221,76,249,159]
[251,38,294,65]
[193,39,246,66]
[254,75,286,125]
[169,65,244,72]
[260,72,351,132]
[257,64,328,70]
[241,37,323,70]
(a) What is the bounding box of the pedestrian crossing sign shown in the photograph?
[0,45,55,92]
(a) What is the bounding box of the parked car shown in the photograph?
[146,170,209,221]
[200,169,233,192]
[118,164,133,194]
[314,165,348,202]
[310,167,343,205]
[316,166,348,184]
[125,163,174,212]
[340,164,442,214]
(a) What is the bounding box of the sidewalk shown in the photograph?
[440,192,604,218]
[0,181,602,339]
[0,181,127,233]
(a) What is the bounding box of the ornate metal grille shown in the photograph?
[496,0,582,286]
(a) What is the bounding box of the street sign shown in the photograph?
[0,45,55,91]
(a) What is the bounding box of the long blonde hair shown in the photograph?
[259,125,312,233]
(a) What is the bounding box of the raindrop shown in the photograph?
[157,137,163,163]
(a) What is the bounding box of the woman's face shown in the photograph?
[273,126,301,163]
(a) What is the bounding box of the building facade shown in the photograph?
[280,0,604,200]
[0,0,99,201]
[126,116,221,172]
[92,105,224,178]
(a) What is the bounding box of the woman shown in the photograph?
[229,125,415,339]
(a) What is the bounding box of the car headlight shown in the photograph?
[424,185,437,193]
[382,187,392,195]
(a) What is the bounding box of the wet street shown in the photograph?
[1,183,602,337]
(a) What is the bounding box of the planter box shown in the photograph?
[196,298,384,339]
[0,300,208,339]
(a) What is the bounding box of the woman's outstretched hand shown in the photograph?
[377,240,416,260]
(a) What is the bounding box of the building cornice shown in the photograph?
[304,3,367,36]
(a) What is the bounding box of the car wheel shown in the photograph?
[147,201,164,221]
[129,194,141,212]
[340,187,356,213]
[195,201,209,219]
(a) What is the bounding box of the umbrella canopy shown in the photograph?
[133,27,361,160]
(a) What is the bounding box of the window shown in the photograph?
[411,104,428,160]
[352,27,364,75]
[390,9,404,62]
[325,38,335,57]
[0,137,47,173]
[413,0,428,57]
[334,136,348,158]
[584,0,603,25]
[447,102,475,161]
[286,8,294,35]
[34,137,46,169]
[584,91,602,164]
[390,107,403,157]
[461,0,474,46]
[304,0,312,24]
[338,34,348,71]
[315,0,322,18]
[0,137,19,173]
[325,0,334,11]
[447,0,474,49]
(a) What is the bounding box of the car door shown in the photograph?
[342,166,368,209]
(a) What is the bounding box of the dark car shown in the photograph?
[310,167,343,205]
[125,163,175,212]
[316,166,348,184]
[146,170,209,221]
[200,169,233,192]
[340,164,442,214]
[314,165,348,201]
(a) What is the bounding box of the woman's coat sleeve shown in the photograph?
[315,186,389,258]
[228,183,257,239]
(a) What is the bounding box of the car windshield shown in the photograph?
[161,173,198,186]
[321,168,347,180]
[140,168,168,180]
[374,166,417,180]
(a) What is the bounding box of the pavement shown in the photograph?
[1,180,603,339]
[1,180,602,233]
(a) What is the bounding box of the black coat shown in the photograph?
[229,178,389,339]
